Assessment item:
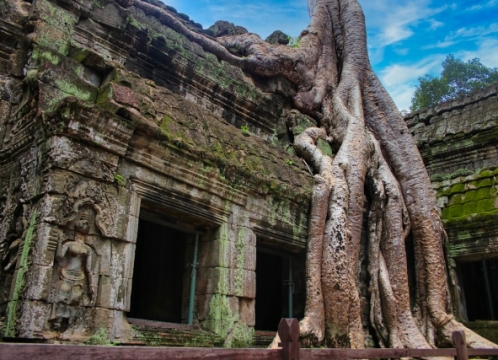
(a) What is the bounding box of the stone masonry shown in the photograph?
[1,0,498,347]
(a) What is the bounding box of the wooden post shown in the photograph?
[278,318,300,360]
[452,330,469,360]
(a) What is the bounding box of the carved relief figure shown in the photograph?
[1,215,24,273]
[0,209,26,314]
[49,206,99,333]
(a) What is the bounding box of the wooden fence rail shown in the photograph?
[1,319,498,360]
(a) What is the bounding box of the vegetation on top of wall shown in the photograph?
[411,55,498,112]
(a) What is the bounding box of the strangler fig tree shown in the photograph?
[122,0,498,350]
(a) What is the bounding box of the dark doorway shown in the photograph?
[255,250,285,331]
[128,217,188,323]
[460,259,498,321]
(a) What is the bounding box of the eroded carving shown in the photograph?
[0,205,26,316]
[2,212,25,273]
[56,175,119,238]
[48,205,100,335]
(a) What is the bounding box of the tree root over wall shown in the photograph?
[118,0,498,352]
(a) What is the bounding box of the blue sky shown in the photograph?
[165,0,498,111]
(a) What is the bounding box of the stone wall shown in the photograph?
[0,0,314,346]
[406,84,498,338]
[1,0,498,347]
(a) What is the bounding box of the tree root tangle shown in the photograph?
[118,0,498,351]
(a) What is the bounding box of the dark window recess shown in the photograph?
[255,251,284,331]
[460,259,498,321]
[128,218,188,323]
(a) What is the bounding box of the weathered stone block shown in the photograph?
[30,20,71,55]
[38,64,98,103]
[34,193,69,224]
[477,178,493,188]
[196,293,239,322]
[98,83,140,110]
[92,238,111,277]
[110,241,135,279]
[0,274,14,304]
[24,265,53,300]
[239,298,255,326]
[477,198,496,212]
[465,189,477,202]
[123,214,139,244]
[463,201,477,215]
[31,45,101,87]
[477,187,492,200]
[96,275,130,311]
[38,81,72,112]
[232,268,255,299]
[198,239,234,268]
[45,137,119,182]
[32,222,58,266]
[31,0,79,33]
[448,204,463,218]
[196,267,231,295]
[90,2,127,30]
[449,193,463,205]
[90,307,133,341]
[18,300,50,338]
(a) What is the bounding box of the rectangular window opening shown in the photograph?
[459,258,498,321]
[255,244,305,331]
[128,216,190,324]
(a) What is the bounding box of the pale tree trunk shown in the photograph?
[122,0,498,350]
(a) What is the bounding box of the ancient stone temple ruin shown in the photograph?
[0,0,497,347]
[406,86,498,342]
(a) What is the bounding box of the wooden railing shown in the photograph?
[1,319,498,359]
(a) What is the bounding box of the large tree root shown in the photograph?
[118,0,498,351]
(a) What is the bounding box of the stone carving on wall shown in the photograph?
[1,212,25,273]
[48,202,100,335]
[57,175,119,238]
[0,205,26,315]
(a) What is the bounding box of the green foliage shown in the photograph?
[285,159,294,166]
[85,328,114,346]
[240,125,250,135]
[288,36,301,48]
[411,55,498,112]
[114,174,126,186]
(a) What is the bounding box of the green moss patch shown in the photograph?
[462,202,477,215]
[463,190,477,202]
[477,199,496,212]
[448,205,464,218]
[4,209,38,337]
[476,187,492,200]
[477,178,493,188]
[449,194,463,205]
[450,183,466,194]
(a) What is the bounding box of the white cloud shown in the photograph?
[467,0,497,11]
[423,40,457,50]
[393,48,410,56]
[200,0,308,38]
[447,23,498,40]
[380,56,443,87]
[429,19,444,30]
[385,83,416,112]
[457,38,498,67]
[360,0,447,49]
[379,55,445,110]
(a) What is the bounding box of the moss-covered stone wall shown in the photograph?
[0,0,312,346]
[2,0,498,347]
[406,84,498,261]
[407,85,498,333]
